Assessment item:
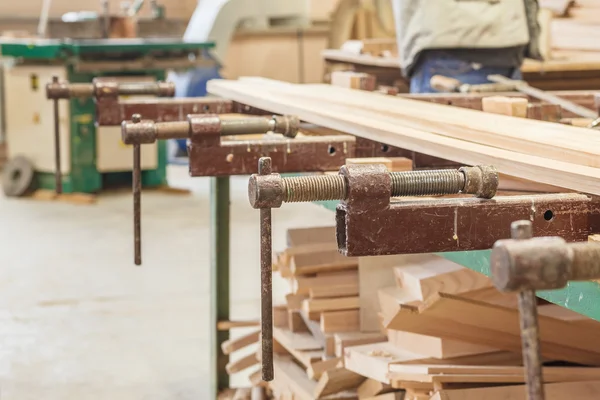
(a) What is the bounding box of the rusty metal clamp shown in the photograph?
[492,221,600,400]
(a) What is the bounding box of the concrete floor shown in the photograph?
[0,165,335,400]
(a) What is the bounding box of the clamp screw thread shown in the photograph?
[281,169,474,203]
[282,175,347,202]
[390,169,465,197]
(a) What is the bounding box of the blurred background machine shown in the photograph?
[0,0,313,193]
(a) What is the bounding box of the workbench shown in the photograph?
[0,38,216,193]
[322,49,600,91]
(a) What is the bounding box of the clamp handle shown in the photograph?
[257,158,274,381]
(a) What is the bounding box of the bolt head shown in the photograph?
[248,174,284,209]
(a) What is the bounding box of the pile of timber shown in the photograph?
[207,78,600,196]
[228,226,600,400]
[546,0,600,54]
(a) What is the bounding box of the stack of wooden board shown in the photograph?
[547,0,600,54]
[207,78,600,196]
[252,225,600,399]
[269,226,382,399]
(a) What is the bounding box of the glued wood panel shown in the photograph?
[207,79,600,195]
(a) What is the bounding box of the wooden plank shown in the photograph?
[247,77,600,161]
[273,326,322,351]
[389,364,600,379]
[362,394,405,400]
[321,310,360,333]
[221,330,260,355]
[286,294,307,311]
[377,286,421,324]
[481,96,528,118]
[345,157,413,172]
[308,357,343,380]
[460,286,520,309]
[386,293,600,365]
[311,282,359,299]
[360,255,431,332]
[387,329,496,360]
[334,332,388,358]
[207,79,600,195]
[289,310,309,332]
[394,256,491,301]
[303,296,360,313]
[430,380,600,400]
[295,271,358,296]
[273,328,323,368]
[292,250,358,276]
[344,342,427,384]
[315,367,366,399]
[326,335,337,358]
[225,353,259,374]
[331,71,376,91]
[357,379,393,399]
[300,310,327,345]
[273,355,358,400]
[217,320,259,330]
[272,355,318,400]
[287,226,336,247]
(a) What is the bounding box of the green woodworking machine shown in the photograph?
[0,38,215,193]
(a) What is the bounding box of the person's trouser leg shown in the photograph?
[409,51,521,94]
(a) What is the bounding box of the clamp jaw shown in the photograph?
[121,113,301,266]
[45,77,175,194]
[249,157,499,381]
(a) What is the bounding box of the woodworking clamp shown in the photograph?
[248,156,499,382]
[46,77,176,194]
[122,113,301,266]
[491,220,600,400]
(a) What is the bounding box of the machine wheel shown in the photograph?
[2,156,36,197]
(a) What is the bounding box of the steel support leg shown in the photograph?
[210,176,230,398]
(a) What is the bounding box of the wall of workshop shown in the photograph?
[0,0,196,19]
[0,0,338,21]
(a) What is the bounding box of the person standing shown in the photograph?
[392,0,542,93]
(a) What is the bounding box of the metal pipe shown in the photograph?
[258,158,274,381]
[52,76,62,194]
[133,143,142,266]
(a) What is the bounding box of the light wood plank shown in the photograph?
[292,250,358,276]
[295,271,358,296]
[221,330,260,355]
[207,79,600,195]
[334,332,388,358]
[360,255,431,332]
[430,380,600,400]
[311,282,359,299]
[314,367,365,399]
[321,310,360,333]
[387,329,496,360]
[386,293,600,365]
[225,353,259,374]
[303,296,360,313]
[344,342,427,384]
[357,379,393,399]
[308,357,343,380]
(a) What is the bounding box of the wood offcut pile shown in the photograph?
[207,78,600,196]
[545,0,600,54]
[222,226,600,399]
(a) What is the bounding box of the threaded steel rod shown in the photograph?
[281,169,467,203]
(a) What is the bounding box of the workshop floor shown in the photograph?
[0,165,335,400]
